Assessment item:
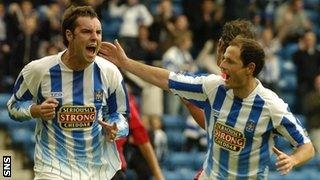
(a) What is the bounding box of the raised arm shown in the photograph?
[99,40,171,91]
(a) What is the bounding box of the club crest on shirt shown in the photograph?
[57,106,96,130]
[94,90,104,102]
[214,122,246,152]
[245,120,256,133]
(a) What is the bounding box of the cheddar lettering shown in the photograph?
[214,122,246,152]
[58,106,96,130]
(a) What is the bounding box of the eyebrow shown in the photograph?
[80,28,102,32]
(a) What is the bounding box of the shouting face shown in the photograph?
[67,16,102,66]
[220,46,251,90]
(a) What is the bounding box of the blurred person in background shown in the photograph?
[7,6,129,179]
[109,0,153,58]
[195,39,221,75]
[6,0,41,84]
[183,115,206,152]
[275,0,312,45]
[162,30,197,116]
[129,25,160,64]
[149,0,175,55]
[192,0,223,56]
[121,71,166,165]
[99,36,314,179]
[0,1,11,92]
[119,25,164,147]
[303,73,320,157]
[224,0,251,21]
[258,27,281,93]
[114,85,164,180]
[293,30,320,113]
[169,14,189,39]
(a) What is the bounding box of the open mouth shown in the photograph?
[86,44,97,56]
[221,72,230,80]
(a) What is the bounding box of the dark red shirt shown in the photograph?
[116,93,150,169]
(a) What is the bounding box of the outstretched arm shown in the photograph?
[99,40,171,91]
[273,142,314,175]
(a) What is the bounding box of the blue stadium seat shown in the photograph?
[0,109,11,128]
[178,168,197,179]
[163,151,206,171]
[277,43,298,59]
[163,152,192,170]
[268,171,282,180]
[149,0,182,15]
[278,74,297,92]
[305,9,319,23]
[0,108,36,131]
[0,93,11,107]
[278,59,296,75]
[281,171,310,180]
[5,119,36,132]
[193,152,206,170]
[303,168,320,180]
[166,130,186,151]
[162,114,185,131]
[9,127,34,147]
[163,168,196,180]
[300,156,320,169]
[163,169,182,180]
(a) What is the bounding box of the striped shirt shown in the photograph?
[168,72,310,179]
[7,51,129,179]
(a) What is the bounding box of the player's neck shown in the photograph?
[61,50,88,71]
[233,78,258,99]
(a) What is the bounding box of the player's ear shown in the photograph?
[66,30,73,41]
[246,62,256,76]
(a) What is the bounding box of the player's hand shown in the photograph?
[98,120,118,142]
[99,39,128,67]
[31,97,59,120]
[273,146,297,175]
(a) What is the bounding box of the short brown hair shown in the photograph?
[229,37,265,77]
[221,19,255,46]
[61,5,99,47]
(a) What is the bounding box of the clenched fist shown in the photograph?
[31,97,59,120]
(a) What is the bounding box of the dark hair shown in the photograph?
[221,19,255,46]
[229,37,265,77]
[61,5,99,47]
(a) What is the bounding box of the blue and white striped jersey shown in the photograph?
[168,72,310,179]
[7,51,129,179]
